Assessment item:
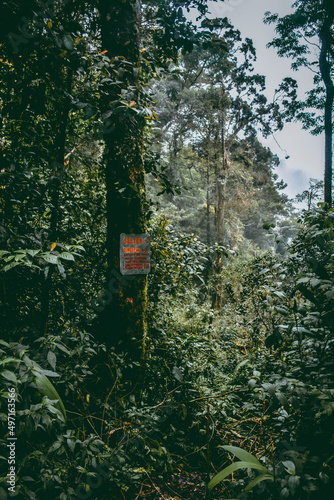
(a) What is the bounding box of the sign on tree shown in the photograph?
[120,234,150,275]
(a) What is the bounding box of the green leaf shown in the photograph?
[3,261,20,272]
[41,369,60,378]
[55,343,70,355]
[325,288,334,300]
[3,255,14,262]
[288,475,300,494]
[59,252,75,261]
[57,263,66,277]
[45,399,63,416]
[32,369,66,421]
[207,460,270,492]
[44,265,50,279]
[296,277,310,284]
[47,351,57,370]
[26,249,40,257]
[48,440,62,453]
[41,254,59,264]
[67,438,75,452]
[72,245,85,251]
[172,366,183,382]
[309,278,321,287]
[282,460,296,475]
[1,370,17,383]
[243,473,274,493]
[14,253,25,261]
[63,34,74,50]
[222,445,264,467]
[102,110,113,120]
[0,357,21,367]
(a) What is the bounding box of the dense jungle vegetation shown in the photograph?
[0,1,333,499]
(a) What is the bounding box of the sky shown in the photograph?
[202,0,325,200]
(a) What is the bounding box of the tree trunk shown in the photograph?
[216,177,225,246]
[216,105,227,246]
[206,161,211,245]
[40,71,72,334]
[98,0,148,366]
[319,0,334,206]
[212,108,228,310]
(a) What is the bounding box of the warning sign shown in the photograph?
[120,233,150,275]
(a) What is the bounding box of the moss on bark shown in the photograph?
[98,0,149,371]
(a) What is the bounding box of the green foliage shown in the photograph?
[149,37,288,251]
[207,446,274,497]
[148,214,211,300]
[0,1,333,498]
[264,0,334,135]
[1,205,334,499]
[206,207,334,499]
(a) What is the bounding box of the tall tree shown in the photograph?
[295,178,324,209]
[265,0,334,205]
[0,0,230,364]
[97,0,149,363]
[154,24,283,247]
[95,1,223,362]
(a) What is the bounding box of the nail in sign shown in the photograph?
[120,233,150,275]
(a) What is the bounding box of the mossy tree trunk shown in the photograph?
[98,0,148,365]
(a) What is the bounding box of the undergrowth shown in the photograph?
[1,208,333,499]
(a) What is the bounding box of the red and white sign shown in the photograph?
[120,233,150,275]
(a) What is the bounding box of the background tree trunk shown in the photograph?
[206,162,211,245]
[319,1,334,205]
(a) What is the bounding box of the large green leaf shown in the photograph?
[32,369,66,421]
[243,473,274,493]
[1,370,17,383]
[222,445,265,467]
[207,460,270,492]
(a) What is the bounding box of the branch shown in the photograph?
[301,33,320,50]
[187,60,208,88]
[189,386,246,403]
[64,139,88,160]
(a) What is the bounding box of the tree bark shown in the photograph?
[206,161,211,245]
[319,0,334,206]
[216,111,227,246]
[216,177,225,246]
[98,0,148,365]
